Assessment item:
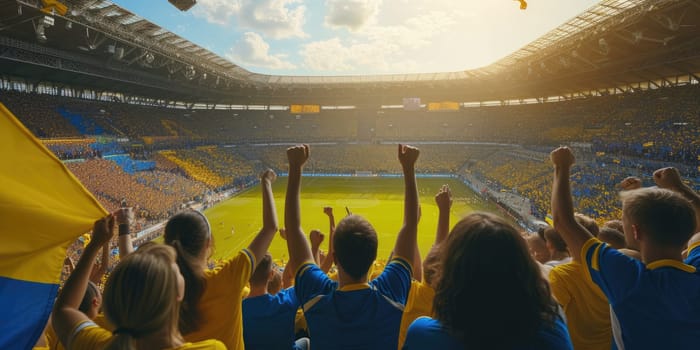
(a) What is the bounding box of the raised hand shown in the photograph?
[287,144,309,169]
[435,184,453,212]
[398,144,419,169]
[261,168,277,184]
[550,146,575,169]
[115,207,133,226]
[310,229,325,247]
[653,167,683,190]
[92,215,115,247]
[323,207,334,217]
[619,177,642,191]
[279,228,287,240]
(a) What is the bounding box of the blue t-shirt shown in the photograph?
[242,287,300,350]
[295,258,412,350]
[403,315,573,350]
[583,238,700,349]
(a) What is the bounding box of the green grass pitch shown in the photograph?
[204,176,504,262]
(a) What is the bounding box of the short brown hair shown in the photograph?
[598,227,626,249]
[333,215,378,280]
[621,188,696,247]
[543,227,567,253]
[250,253,272,286]
[575,213,599,236]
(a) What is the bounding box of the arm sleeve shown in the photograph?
[226,249,255,288]
[282,287,300,309]
[582,238,644,304]
[68,321,112,350]
[295,263,336,306]
[371,257,413,305]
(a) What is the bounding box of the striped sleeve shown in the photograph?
[582,238,643,304]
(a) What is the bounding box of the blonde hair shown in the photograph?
[103,243,182,350]
[621,188,695,247]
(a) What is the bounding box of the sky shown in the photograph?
[112,0,600,76]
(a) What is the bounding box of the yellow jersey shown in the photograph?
[398,281,434,350]
[184,249,255,350]
[549,261,612,350]
[68,321,225,350]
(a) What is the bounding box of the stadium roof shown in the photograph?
[1,0,699,105]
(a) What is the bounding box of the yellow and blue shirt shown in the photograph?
[295,257,412,350]
[242,287,300,350]
[582,238,700,349]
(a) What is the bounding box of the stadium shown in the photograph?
[1,0,700,349]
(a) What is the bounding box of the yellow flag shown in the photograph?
[0,103,107,349]
[0,103,107,283]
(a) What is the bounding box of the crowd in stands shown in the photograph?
[158,146,258,190]
[4,83,698,170]
[42,143,700,350]
[66,159,201,220]
[0,91,81,137]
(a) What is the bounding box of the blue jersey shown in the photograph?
[295,258,412,350]
[582,238,700,349]
[242,287,300,350]
[403,316,573,350]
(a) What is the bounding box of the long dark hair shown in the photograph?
[433,212,558,349]
[164,210,210,335]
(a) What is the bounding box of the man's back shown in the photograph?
[242,287,299,350]
[583,238,700,349]
[295,258,412,350]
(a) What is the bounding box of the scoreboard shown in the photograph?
[427,101,460,111]
[290,104,321,114]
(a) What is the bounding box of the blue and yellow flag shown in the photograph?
[0,103,107,349]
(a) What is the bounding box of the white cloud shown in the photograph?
[227,32,297,70]
[301,9,457,74]
[325,0,381,31]
[194,0,307,39]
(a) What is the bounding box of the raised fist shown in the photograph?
[619,177,642,191]
[287,144,309,168]
[550,147,575,169]
[323,206,333,217]
[115,207,134,226]
[653,167,683,190]
[261,169,277,183]
[398,144,419,168]
[92,214,115,247]
[310,229,325,247]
